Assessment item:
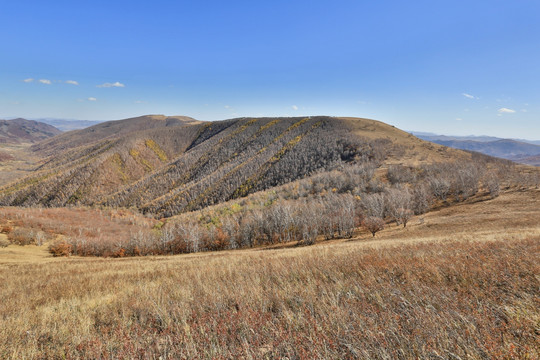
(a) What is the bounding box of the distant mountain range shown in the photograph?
[26,118,102,131]
[2,117,102,131]
[411,132,540,166]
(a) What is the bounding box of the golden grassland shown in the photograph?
[0,189,539,359]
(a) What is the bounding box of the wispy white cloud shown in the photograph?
[224,105,231,109]
[134,100,146,104]
[65,80,79,85]
[88,97,97,101]
[292,105,298,111]
[97,81,125,88]
[462,93,477,99]
[498,107,515,114]
[456,118,463,121]
[39,79,52,85]
[23,78,34,83]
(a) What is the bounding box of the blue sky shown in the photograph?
[1,0,539,139]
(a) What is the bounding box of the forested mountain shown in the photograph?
[0,115,469,217]
[0,118,61,144]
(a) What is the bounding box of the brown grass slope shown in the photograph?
[0,116,471,215]
[0,188,538,359]
[0,118,61,144]
[338,116,470,164]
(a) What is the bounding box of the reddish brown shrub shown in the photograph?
[112,248,126,258]
[1,225,13,234]
[48,241,73,257]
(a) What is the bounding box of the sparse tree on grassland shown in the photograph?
[362,216,385,237]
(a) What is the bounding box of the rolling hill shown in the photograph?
[31,114,200,156]
[0,118,61,144]
[0,115,470,217]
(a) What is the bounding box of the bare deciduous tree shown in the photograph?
[429,176,451,201]
[483,171,500,198]
[385,187,413,227]
[412,182,433,215]
[362,193,386,218]
[362,216,385,237]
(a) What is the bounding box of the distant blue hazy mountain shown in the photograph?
[411,132,540,166]
[30,118,103,131]
[410,131,540,145]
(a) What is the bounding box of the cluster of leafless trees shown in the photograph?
[388,161,502,202]
[55,156,511,257]
[3,115,536,220]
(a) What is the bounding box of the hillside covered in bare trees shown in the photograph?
[2,114,536,258]
[0,115,470,216]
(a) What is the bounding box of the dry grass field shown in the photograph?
[0,188,539,359]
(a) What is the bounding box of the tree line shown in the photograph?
[49,158,509,257]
